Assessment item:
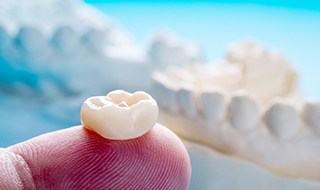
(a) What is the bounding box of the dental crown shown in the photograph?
[152,41,320,181]
[81,90,159,140]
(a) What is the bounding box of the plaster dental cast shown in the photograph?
[151,42,320,190]
[0,90,191,189]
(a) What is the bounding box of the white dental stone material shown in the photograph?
[16,26,45,52]
[81,90,158,140]
[230,93,260,130]
[303,101,320,133]
[151,41,320,182]
[165,86,180,114]
[151,80,167,110]
[226,41,299,105]
[227,41,270,64]
[51,26,78,53]
[151,42,299,107]
[177,88,197,118]
[185,140,320,190]
[264,101,300,139]
[148,32,202,70]
[0,0,203,98]
[200,90,227,121]
[82,28,108,52]
[0,26,10,51]
[156,90,320,181]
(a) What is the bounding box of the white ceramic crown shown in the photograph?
[81,90,158,140]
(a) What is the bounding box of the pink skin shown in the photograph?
[0,124,191,189]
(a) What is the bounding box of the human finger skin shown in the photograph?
[1,124,191,190]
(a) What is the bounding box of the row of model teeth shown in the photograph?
[152,79,320,139]
[0,25,118,53]
[0,26,201,68]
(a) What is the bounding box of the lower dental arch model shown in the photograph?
[151,41,320,181]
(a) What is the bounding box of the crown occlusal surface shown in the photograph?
[81,90,159,140]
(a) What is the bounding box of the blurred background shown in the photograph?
[0,0,320,147]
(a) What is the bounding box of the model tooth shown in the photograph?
[302,101,320,132]
[151,80,167,110]
[152,72,179,113]
[151,80,164,108]
[177,88,197,117]
[82,28,108,52]
[264,101,300,139]
[81,90,158,140]
[148,32,202,69]
[200,90,226,121]
[230,94,259,130]
[16,26,45,52]
[52,26,78,53]
[164,85,180,114]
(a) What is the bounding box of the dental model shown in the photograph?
[152,41,320,186]
[81,90,158,140]
[0,0,201,98]
[0,0,202,147]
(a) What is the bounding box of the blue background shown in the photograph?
[85,0,320,11]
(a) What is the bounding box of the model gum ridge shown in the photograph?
[81,90,158,140]
[152,41,320,181]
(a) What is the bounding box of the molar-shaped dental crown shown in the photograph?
[81,90,159,140]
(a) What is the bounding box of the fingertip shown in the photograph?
[0,148,36,190]
[8,124,191,189]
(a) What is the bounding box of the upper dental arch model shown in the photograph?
[0,0,201,98]
[152,41,320,181]
[0,0,203,148]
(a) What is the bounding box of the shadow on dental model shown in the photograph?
[0,124,191,189]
